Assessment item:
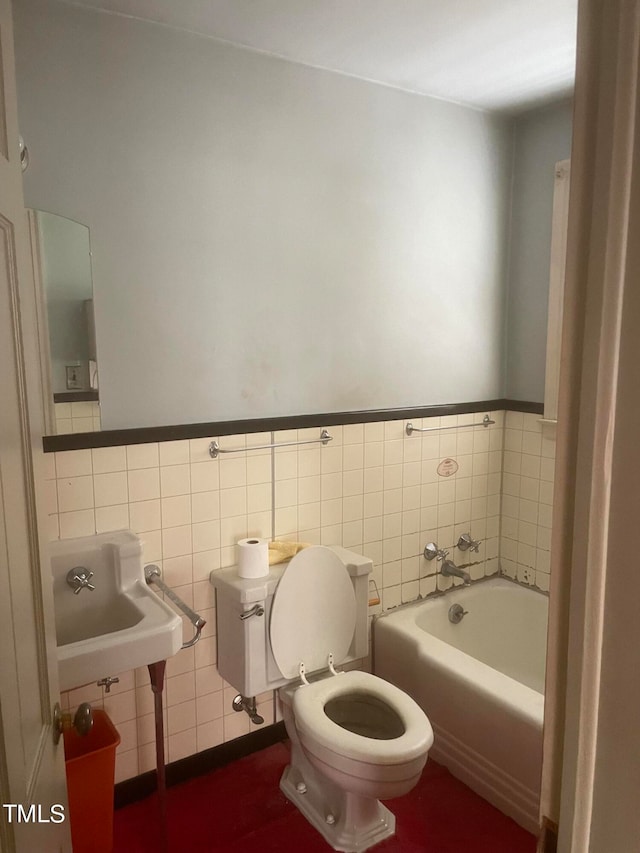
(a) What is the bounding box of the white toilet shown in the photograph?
[211,545,434,852]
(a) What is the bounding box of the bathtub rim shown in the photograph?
[372,572,549,625]
[372,575,548,729]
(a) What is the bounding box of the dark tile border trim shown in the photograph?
[504,399,545,414]
[114,721,287,809]
[43,399,543,453]
[53,390,99,403]
[501,400,544,417]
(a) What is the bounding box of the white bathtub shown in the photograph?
[373,577,548,833]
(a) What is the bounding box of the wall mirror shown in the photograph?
[14,0,576,438]
[28,210,100,434]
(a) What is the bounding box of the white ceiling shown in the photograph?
[65,0,578,113]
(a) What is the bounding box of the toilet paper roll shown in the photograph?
[237,538,269,578]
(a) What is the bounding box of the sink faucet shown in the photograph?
[66,567,96,594]
[440,559,471,586]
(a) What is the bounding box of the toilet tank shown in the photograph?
[210,546,372,697]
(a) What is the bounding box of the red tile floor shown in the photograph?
[114,742,536,853]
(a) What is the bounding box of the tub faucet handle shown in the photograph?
[424,542,449,562]
[457,533,481,553]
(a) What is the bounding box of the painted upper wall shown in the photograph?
[506,99,573,402]
[14,0,513,430]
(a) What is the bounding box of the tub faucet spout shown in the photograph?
[441,559,471,586]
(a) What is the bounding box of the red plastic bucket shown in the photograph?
[64,709,121,853]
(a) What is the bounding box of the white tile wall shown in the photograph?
[47,408,550,782]
[54,400,101,433]
[272,413,504,614]
[500,412,556,590]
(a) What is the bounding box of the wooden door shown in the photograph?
[0,0,72,850]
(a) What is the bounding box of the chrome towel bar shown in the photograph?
[406,414,495,435]
[144,564,206,649]
[209,429,332,459]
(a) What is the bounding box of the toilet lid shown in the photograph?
[270,546,356,679]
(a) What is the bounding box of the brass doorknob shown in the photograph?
[53,702,93,745]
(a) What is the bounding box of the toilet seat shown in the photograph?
[293,670,433,766]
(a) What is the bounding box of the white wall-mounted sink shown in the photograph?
[50,530,183,691]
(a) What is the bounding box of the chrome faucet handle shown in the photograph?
[66,567,96,594]
[424,543,449,562]
[424,543,438,561]
[456,533,481,553]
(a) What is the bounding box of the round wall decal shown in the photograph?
[437,457,459,477]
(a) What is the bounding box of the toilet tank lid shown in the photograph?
[270,546,356,680]
[209,564,284,604]
[209,546,372,604]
